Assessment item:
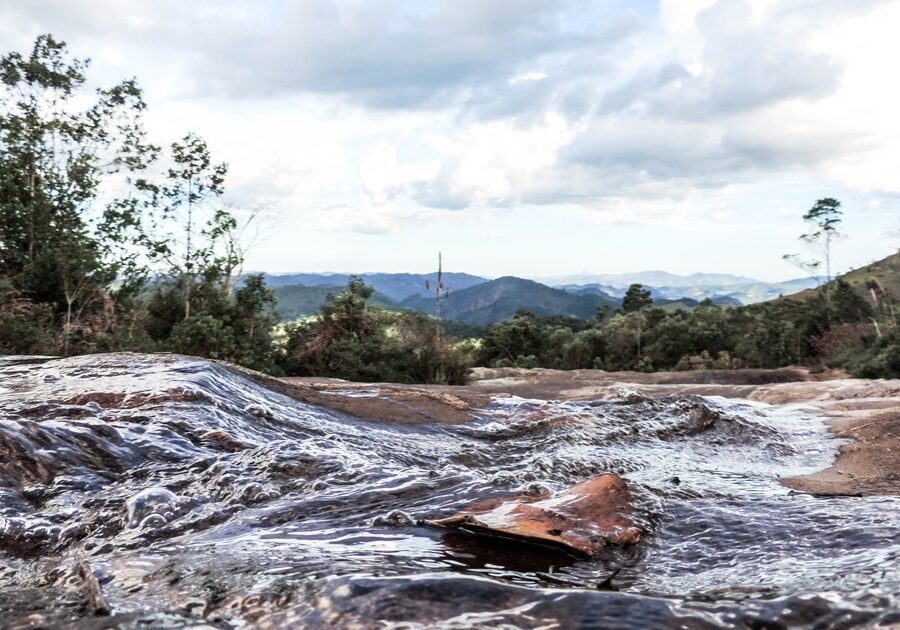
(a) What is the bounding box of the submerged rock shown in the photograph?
[373,510,414,528]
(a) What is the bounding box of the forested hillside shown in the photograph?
[400,276,619,326]
[789,251,900,310]
[255,271,486,301]
[269,275,745,326]
[472,251,899,377]
[272,284,399,319]
[549,272,819,304]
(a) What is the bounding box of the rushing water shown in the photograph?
[0,354,898,628]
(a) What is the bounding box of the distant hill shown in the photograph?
[555,277,818,305]
[251,269,822,309]
[272,284,399,320]
[654,296,742,312]
[653,278,818,304]
[787,251,900,306]
[541,270,761,288]
[400,276,619,326]
[261,265,840,326]
[842,251,900,305]
[254,272,487,302]
[270,276,760,326]
[562,284,627,299]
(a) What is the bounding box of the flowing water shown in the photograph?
[0,354,898,628]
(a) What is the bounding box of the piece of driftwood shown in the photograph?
[427,473,640,558]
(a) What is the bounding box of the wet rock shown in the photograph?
[372,510,414,528]
[243,403,274,419]
[489,471,518,486]
[618,389,648,404]
[200,430,253,452]
[520,483,551,497]
[0,489,30,515]
[0,353,897,628]
[74,560,109,615]
[427,473,641,558]
[59,392,126,408]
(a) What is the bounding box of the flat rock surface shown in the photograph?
[278,367,900,496]
[426,473,641,558]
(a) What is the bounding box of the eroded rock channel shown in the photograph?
[1,354,898,628]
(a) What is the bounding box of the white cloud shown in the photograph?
[357,142,435,206]
[0,0,897,276]
[413,112,575,209]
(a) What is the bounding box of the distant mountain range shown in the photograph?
[554,277,818,305]
[266,274,760,326]
[538,271,763,288]
[251,268,823,326]
[259,272,486,302]
[256,270,817,304]
[268,276,617,325]
[261,251,900,327]
[400,276,618,326]
[255,251,900,326]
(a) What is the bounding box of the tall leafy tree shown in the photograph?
[0,35,279,368]
[622,284,652,313]
[0,34,156,352]
[621,283,653,365]
[156,133,228,318]
[119,133,274,359]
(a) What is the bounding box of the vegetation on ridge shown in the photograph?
[0,35,279,370]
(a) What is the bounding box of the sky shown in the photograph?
[1,0,898,282]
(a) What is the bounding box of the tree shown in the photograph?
[230,273,279,370]
[0,34,155,353]
[120,134,274,365]
[279,277,471,384]
[157,134,228,318]
[0,35,284,368]
[803,197,842,284]
[621,283,652,363]
[287,277,379,376]
[622,284,652,313]
[595,304,612,323]
[128,132,244,335]
[479,310,545,367]
[784,197,843,285]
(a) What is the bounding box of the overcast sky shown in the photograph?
[2,0,898,281]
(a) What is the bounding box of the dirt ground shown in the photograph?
[269,367,900,497]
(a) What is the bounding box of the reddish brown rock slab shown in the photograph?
[783,409,900,496]
[427,473,641,558]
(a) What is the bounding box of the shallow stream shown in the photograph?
[0,354,897,628]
